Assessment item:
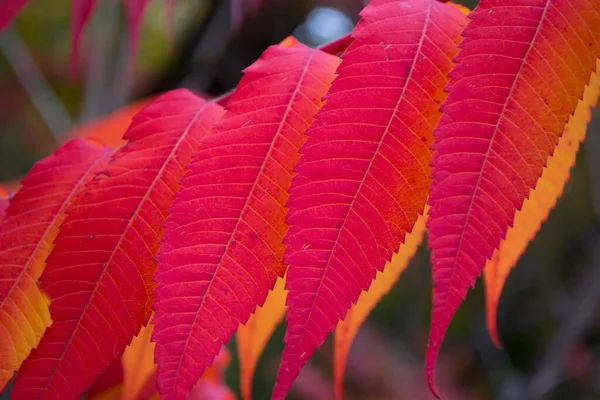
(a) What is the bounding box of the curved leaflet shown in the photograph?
[11,90,223,399]
[0,139,112,391]
[427,0,600,396]
[153,40,340,400]
[274,1,467,397]
[484,63,600,347]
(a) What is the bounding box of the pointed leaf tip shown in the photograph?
[153,42,340,400]
[483,61,600,348]
[427,0,600,395]
[273,1,467,397]
[334,210,428,399]
[238,276,288,400]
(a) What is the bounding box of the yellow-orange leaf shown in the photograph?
[484,61,600,347]
[237,276,288,400]
[122,316,157,400]
[333,210,428,399]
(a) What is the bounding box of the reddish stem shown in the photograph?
[214,33,353,107]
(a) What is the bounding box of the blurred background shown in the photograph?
[1,0,600,399]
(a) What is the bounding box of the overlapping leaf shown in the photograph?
[0,0,27,31]
[122,316,157,400]
[11,90,223,399]
[87,357,124,399]
[333,210,428,399]
[484,62,600,347]
[274,1,467,397]
[427,0,600,395]
[0,139,112,391]
[154,39,340,400]
[237,276,287,400]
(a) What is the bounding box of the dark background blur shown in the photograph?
[1,0,600,399]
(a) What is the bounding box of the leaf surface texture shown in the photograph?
[154,41,340,400]
[274,1,467,397]
[333,210,427,398]
[484,62,600,346]
[0,139,112,391]
[427,0,600,395]
[11,90,223,399]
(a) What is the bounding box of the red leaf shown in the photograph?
[0,138,112,391]
[426,0,600,396]
[87,357,124,398]
[11,90,223,399]
[0,0,28,31]
[0,186,10,220]
[154,40,340,400]
[273,1,467,397]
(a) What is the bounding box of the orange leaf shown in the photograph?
[122,316,157,400]
[483,61,600,347]
[0,138,112,391]
[188,348,236,400]
[333,209,428,399]
[67,98,152,150]
[237,276,288,400]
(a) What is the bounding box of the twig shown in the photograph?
[0,26,72,141]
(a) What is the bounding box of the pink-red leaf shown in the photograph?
[427,0,600,396]
[154,40,340,400]
[333,210,427,399]
[484,62,600,347]
[274,1,467,398]
[11,90,223,399]
[0,138,112,391]
[0,0,28,31]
